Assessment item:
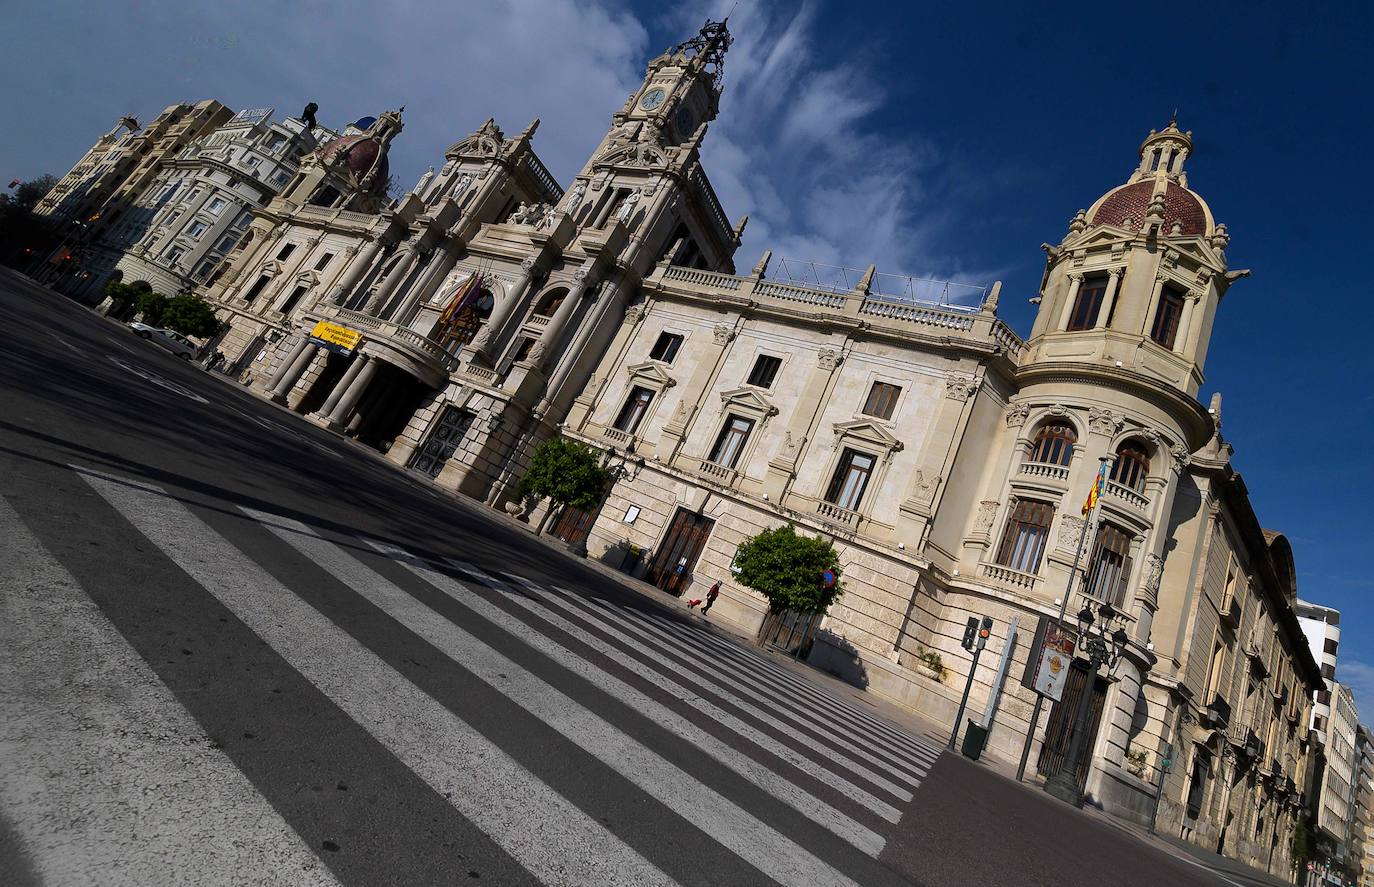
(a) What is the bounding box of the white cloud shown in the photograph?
[1339,659,1374,726]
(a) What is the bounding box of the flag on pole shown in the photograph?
[1082,460,1110,516]
[437,272,482,339]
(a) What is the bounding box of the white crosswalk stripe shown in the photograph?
[0,494,339,887]
[369,541,895,849]
[15,466,948,886]
[79,471,678,887]
[483,564,912,817]
[589,596,940,778]
[253,510,867,887]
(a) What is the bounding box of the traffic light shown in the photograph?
[961,617,979,651]
[976,616,993,651]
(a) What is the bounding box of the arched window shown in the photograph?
[534,288,567,317]
[1109,440,1150,492]
[1029,421,1077,466]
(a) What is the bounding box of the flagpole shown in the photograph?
[1015,455,1111,782]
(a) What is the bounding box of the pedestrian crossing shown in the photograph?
[0,465,944,886]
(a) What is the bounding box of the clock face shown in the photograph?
[640,88,666,111]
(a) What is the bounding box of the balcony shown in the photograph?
[315,308,458,387]
[696,458,738,486]
[1220,593,1243,629]
[978,561,1041,592]
[1203,694,1232,729]
[602,426,632,446]
[1106,479,1150,511]
[815,500,861,529]
[526,313,552,329]
[1019,461,1071,483]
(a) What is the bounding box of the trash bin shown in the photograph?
[961,720,989,760]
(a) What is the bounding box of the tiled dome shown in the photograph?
[319,133,389,192]
[1091,180,1207,235]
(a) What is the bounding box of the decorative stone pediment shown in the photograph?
[832,419,902,453]
[445,119,505,159]
[718,386,778,417]
[599,141,670,169]
[626,361,676,388]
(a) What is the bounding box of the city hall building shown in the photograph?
[190,20,1322,875]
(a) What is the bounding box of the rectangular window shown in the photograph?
[278,284,308,315]
[614,386,654,434]
[194,260,216,280]
[1150,285,1186,349]
[512,337,535,363]
[216,234,239,253]
[1067,275,1108,331]
[1222,560,1238,610]
[825,448,875,512]
[709,415,753,469]
[243,274,271,304]
[1086,523,1133,605]
[1205,639,1225,701]
[1324,638,1339,655]
[994,499,1054,574]
[747,354,782,389]
[275,243,296,261]
[649,331,683,363]
[265,134,286,152]
[314,253,334,272]
[244,155,261,169]
[206,196,226,215]
[166,246,184,264]
[862,381,902,420]
[187,220,208,238]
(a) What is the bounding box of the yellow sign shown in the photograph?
[308,320,363,353]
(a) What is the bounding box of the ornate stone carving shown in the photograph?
[1170,444,1192,470]
[519,256,538,275]
[526,340,547,364]
[712,323,735,345]
[670,399,692,425]
[451,172,472,197]
[911,470,941,503]
[572,268,591,288]
[817,347,843,370]
[563,180,587,214]
[1005,402,1031,428]
[780,431,802,460]
[1142,553,1165,604]
[615,189,641,222]
[1088,406,1124,436]
[945,376,979,401]
[1058,515,1086,550]
[1045,403,1069,417]
[973,500,1000,535]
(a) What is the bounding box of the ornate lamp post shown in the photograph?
[1045,599,1130,807]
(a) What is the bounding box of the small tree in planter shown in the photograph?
[515,437,610,536]
[160,294,222,338]
[732,524,842,645]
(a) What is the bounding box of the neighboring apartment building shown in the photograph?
[95,107,335,300]
[37,99,234,301]
[1323,685,1361,868]
[33,115,141,224]
[192,20,1323,876]
[1355,725,1374,886]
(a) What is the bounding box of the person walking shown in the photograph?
[701,581,721,616]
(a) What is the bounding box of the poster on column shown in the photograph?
[1022,616,1077,702]
[308,320,364,356]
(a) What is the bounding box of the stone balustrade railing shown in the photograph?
[978,561,1041,591]
[815,500,861,527]
[859,297,974,330]
[526,313,552,328]
[1106,480,1150,511]
[333,308,457,372]
[602,426,632,445]
[663,265,742,290]
[697,459,736,484]
[1020,461,1071,482]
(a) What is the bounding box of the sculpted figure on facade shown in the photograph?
[1057,515,1087,551]
[1005,402,1031,428]
[563,180,587,215]
[615,189,641,222]
[973,500,1000,535]
[817,347,842,370]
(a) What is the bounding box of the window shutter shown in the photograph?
[1116,553,1134,607]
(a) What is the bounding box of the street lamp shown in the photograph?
[1044,599,1130,807]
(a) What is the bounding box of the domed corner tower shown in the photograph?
[1022,119,1246,456]
[283,108,405,214]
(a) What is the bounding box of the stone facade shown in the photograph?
[179,22,1325,873]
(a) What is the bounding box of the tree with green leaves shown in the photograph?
[516,437,610,534]
[160,294,222,338]
[135,290,169,327]
[731,524,843,616]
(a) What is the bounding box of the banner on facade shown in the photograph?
[1021,616,1077,702]
[307,320,363,356]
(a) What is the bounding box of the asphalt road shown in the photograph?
[0,269,1267,886]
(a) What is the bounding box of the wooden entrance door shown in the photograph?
[646,508,715,596]
[1036,660,1108,789]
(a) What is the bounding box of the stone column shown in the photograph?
[363,244,422,315]
[1096,268,1123,329]
[269,338,318,403]
[1057,273,1084,330]
[541,274,623,409]
[530,267,594,368]
[316,352,369,420]
[1142,274,1167,338]
[332,237,385,305]
[325,355,378,429]
[470,256,539,362]
[392,245,460,325]
[1175,291,1198,354]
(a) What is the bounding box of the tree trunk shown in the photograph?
[535,501,558,535]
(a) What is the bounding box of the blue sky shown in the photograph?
[3,1,1370,708]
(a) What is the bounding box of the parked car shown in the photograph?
[128,322,199,360]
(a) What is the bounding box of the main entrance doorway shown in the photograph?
[409,405,475,478]
[1036,660,1109,790]
[646,508,714,596]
